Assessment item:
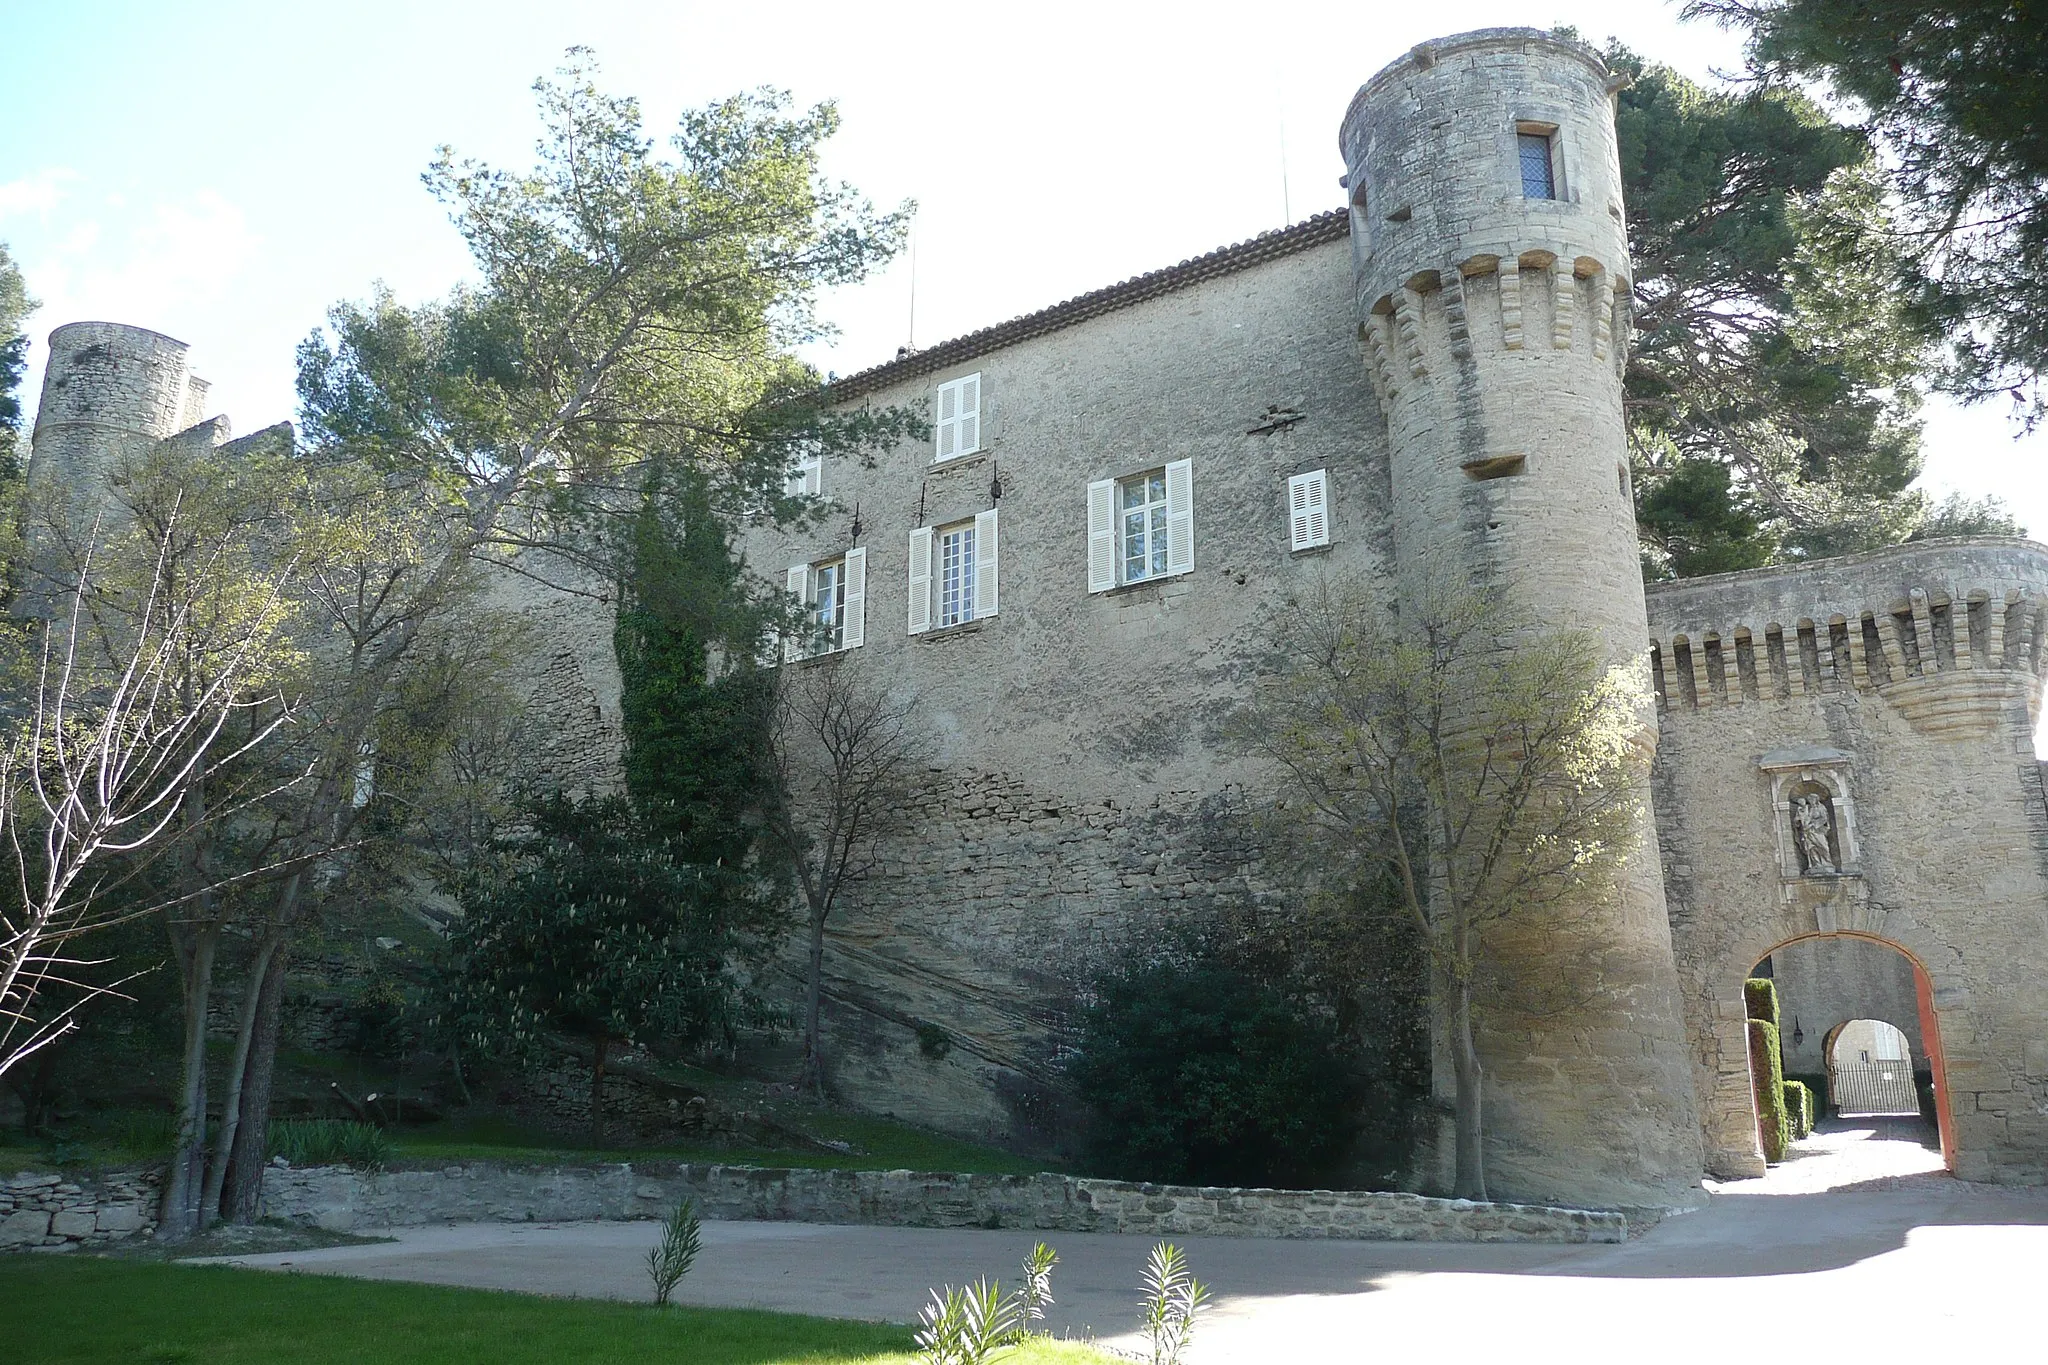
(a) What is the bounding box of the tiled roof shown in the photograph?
[826,208,1350,401]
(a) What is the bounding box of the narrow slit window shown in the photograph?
[1518,131,1557,199]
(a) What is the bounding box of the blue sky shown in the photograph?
[2,0,2041,530]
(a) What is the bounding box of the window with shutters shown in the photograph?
[934,373,982,462]
[909,509,998,634]
[1087,461,1193,592]
[1287,469,1331,551]
[784,443,822,498]
[1517,124,1559,199]
[783,548,866,659]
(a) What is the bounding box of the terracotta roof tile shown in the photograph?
[827,209,1349,402]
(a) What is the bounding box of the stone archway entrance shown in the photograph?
[1746,932,1955,1173]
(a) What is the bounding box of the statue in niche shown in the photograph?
[1793,791,1839,874]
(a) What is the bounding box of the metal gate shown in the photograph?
[1832,1062,1921,1117]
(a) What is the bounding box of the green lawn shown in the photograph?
[0,1257,1114,1364]
[1,1107,1064,1180]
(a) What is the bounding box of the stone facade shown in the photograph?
[258,1160,1623,1244]
[0,1168,159,1249]
[31,27,2048,1208]
[750,224,1389,1151]
[750,29,1704,1207]
[1647,539,2048,1183]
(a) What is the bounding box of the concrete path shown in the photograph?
[200,1125,2048,1363]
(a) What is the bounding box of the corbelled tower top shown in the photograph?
[1340,28,1630,322]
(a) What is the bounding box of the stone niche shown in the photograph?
[1760,746,1865,907]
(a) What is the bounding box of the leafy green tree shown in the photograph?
[1685,1,2048,418]
[1607,43,1989,574]
[440,792,770,1142]
[195,50,910,1217]
[0,244,33,460]
[1066,939,1361,1189]
[615,462,779,870]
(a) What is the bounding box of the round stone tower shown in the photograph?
[28,321,207,495]
[1342,29,1704,1204]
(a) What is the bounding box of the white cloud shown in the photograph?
[0,169,80,222]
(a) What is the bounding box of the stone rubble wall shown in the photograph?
[0,1169,159,1250]
[257,1161,1625,1244]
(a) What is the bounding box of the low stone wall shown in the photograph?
[1,1168,158,1249]
[260,1162,1625,1244]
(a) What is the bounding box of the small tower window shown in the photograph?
[1518,128,1558,199]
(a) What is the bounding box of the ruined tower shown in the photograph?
[1342,29,1706,1204]
[28,321,216,493]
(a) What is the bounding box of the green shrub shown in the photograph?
[1066,949,1362,1188]
[1747,1019,1790,1162]
[1782,1080,1814,1139]
[1743,977,1780,1028]
[270,1120,392,1171]
[1786,1071,1830,1121]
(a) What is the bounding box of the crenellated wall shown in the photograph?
[1647,539,2048,1182]
[1648,539,2048,740]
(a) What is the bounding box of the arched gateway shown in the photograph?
[1649,543,2048,1183]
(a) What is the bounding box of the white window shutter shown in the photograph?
[1164,459,1195,575]
[1086,479,1116,593]
[958,374,980,455]
[936,383,958,460]
[974,508,999,618]
[804,450,821,497]
[783,563,809,662]
[908,527,934,634]
[840,547,866,650]
[1288,469,1330,550]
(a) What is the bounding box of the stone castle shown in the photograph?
[31,29,2048,1207]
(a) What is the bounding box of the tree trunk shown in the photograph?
[799,904,827,1095]
[9,1042,63,1134]
[221,938,291,1224]
[159,924,219,1241]
[1449,971,1487,1201]
[200,933,281,1228]
[589,1035,609,1148]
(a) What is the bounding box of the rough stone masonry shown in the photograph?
[29,27,2048,1208]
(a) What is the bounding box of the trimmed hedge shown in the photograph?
[1743,977,1780,1028]
[1787,1072,1830,1123]
[1782,1080,1815,1140]
[1748,1018,1790,1162]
